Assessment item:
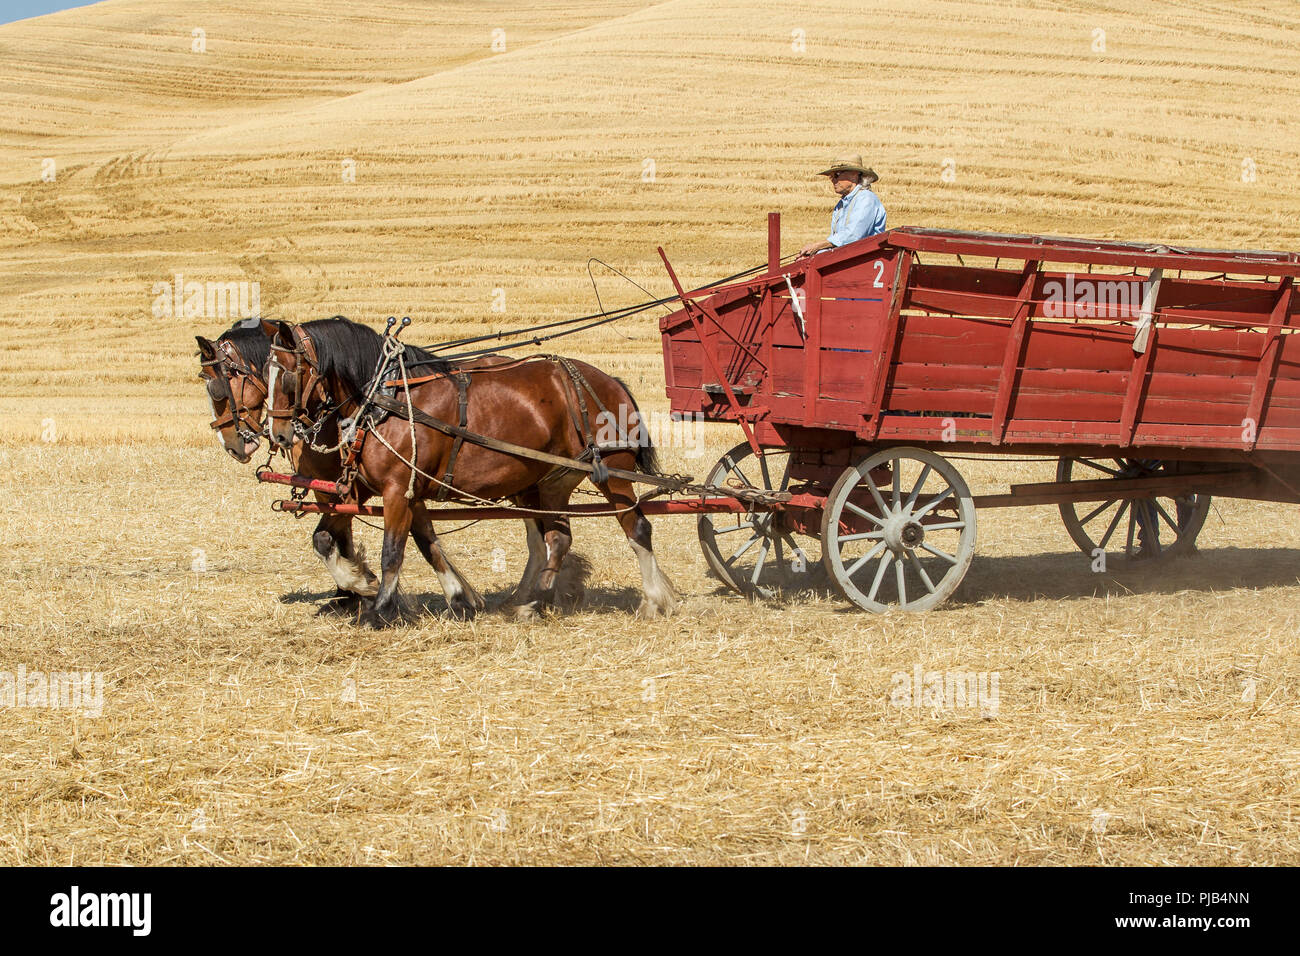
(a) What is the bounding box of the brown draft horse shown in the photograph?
[195,319,486,617]
[262,316,679,627]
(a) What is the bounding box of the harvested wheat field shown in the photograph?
[1,0,1298,865]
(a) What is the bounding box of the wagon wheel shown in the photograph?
[1056,458,1211,561]
[820,446,977,612]
[697,442,824,599]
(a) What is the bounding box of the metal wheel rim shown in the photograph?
[820,446,977,613]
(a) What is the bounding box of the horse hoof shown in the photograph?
[317,593,361,617]
[511,601,541,622]
[446,598,477,621]
[359,606,397,629]
[636,598,677,620]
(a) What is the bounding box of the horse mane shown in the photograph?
[217,318,271,372]
[300,316,448,391]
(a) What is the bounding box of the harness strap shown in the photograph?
[435,372,470,502]
[365,393,687,492]
[382,354,552,389]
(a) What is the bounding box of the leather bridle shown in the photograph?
[267,325,332,439]
[201,338,268,444]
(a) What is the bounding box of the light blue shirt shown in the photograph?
[828,185,887,246]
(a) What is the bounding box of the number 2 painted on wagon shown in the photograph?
[873,261,885,288]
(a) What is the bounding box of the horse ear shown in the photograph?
[195,335,215,359]
[265,319,295,346]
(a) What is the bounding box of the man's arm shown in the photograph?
[798,238,834,257]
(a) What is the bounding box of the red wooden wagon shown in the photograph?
[657,214,1300,611]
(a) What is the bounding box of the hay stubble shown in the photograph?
[1,0,1298,864]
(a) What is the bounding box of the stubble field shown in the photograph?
[0,0,1297,864]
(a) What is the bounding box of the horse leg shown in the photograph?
[505,482,548,614]
[410,501,483,620]
[603,471,679,618]
[507,517,547,617]
[312,512,378,615]
[531,515,574,612]
[361,491,413,628]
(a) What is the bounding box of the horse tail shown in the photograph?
[612,375,661,477]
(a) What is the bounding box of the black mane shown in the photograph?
[301,316,448,392]
[217,318,271,372]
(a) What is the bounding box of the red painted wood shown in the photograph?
[802,266,822,422]
[865,252,909,437]
[1244,277,1295,450]
[660,220,1300,458]
[991,261,1040,443]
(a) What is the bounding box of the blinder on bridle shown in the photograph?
[267,325,330,439]
[200,338,268,444]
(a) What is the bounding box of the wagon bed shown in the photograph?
[661,217,1300,461]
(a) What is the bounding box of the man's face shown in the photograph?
[828,170,861,197]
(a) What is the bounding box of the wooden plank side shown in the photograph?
[991,261,1041,443]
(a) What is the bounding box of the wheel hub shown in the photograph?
[882,512,925,553]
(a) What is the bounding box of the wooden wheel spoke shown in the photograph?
[845,541,887,578]
[920,520,965,532]
[749,538,770,585]
[895,558,907,605]
[867,551,894,602]
[724,533,762,566]
[780,533,810,569]
[1097,500,1129,550]
[1074,458,1123,477]
[918,542,958,564]
[1078,498,1119,526]
[1153,499,1181,534]
[904,464,933,510]
[863,473,890,516]
[724,456,756,489]
[914,486,954,519]
[891,463,901,507]
[841,530,886,542]
[844,500,885,526]
[907,551,938,593]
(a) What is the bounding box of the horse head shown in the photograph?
[196,322,270,463]
[262,319,332,452]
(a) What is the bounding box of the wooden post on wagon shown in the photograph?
[768,212,780,274]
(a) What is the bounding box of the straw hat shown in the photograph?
[818,153,878,184]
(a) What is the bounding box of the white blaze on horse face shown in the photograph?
[266,360,283,439]
[266,360,280,411]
